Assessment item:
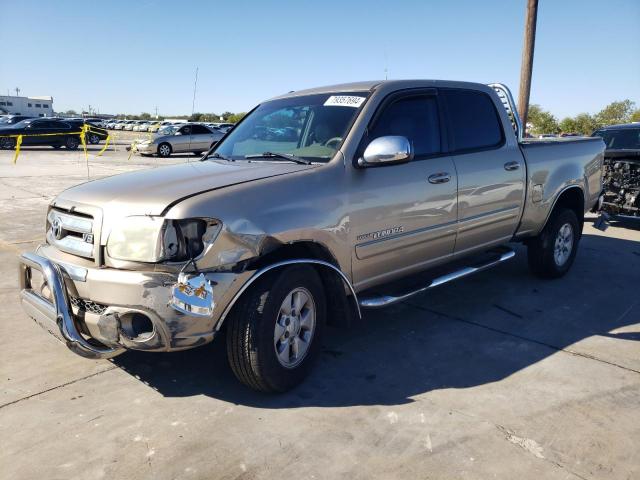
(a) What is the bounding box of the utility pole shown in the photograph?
[154,105,158,119]
[518,0,538,136]
[191,67,199,117]
[15,87,20,97]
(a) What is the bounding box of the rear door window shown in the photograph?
[191,125,210,134]
[443,89,504,152]
[368,95,441,158]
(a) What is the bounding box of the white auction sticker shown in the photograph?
[324,95,366,108]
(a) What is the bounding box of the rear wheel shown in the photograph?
[157,142,172,157]
[226,265,326,392]
[88,133,100,144]
[527,208,580,278]
[65,136,80,150]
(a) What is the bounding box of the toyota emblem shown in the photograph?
[51,217,63,240]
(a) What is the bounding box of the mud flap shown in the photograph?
[593,212,610,232]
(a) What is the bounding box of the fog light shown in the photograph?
[169,273,215,317]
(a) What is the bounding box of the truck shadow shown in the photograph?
[111,232,639,408]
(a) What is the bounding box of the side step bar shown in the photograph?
[359,247,516,309]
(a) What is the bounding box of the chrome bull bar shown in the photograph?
[18,252,122,359]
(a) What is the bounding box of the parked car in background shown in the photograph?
[147,122,162,133]
[106,119,121,129]
[113,120,131,130]
[0,118,82,149]
[134,123,224,157]
[123,121,138,131]
[592,123,640,218]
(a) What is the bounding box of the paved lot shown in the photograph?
[0,147,639,479]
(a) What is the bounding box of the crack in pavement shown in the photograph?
[0,366,118,410]
[406,302,640,375]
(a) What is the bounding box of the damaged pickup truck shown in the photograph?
[18,80,605,392]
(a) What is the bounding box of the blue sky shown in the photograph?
[1,0,638,118]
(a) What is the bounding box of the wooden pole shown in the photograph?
[518,0,538,136]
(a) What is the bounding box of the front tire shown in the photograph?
[88,133,100,144]
[226,265,326,392]
[527,208,581,278]
[157,142,172,157]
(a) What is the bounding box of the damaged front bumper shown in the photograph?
[18,247,252,359]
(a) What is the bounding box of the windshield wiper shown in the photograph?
[206,152,234,162]
[244,151,311,165]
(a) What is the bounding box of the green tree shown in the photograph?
[559,113,597,135]
[630,109,640,123]
[221,111,233,121]
[226,112,246,123]
[527,104,559,136]
[189,112,204,122]
[139,112,151,120]
[64,109,77,115]
[595,99,635,127]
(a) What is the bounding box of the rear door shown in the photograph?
[350,90,458,290]
[442,88,525,254]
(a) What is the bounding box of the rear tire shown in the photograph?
[226,265,326,392]
[88,133,100,144]
[527,208,580,278]
[157,142,172,157]
[65,136,79,150]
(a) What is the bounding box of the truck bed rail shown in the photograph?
[488,83,523,142]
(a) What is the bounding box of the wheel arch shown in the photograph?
[216,242,361,332]
[541,185,585,233]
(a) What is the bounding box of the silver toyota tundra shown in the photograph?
[18,80,605,392]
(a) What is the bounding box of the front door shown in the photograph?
[350,91,458,290]
[441,88,525,254]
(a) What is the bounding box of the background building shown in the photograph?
[0,95,54,116]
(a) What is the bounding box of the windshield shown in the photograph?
[592,128,640,150]
[9,119,33,128]
[158,125,178,135]
[211,92,369,163]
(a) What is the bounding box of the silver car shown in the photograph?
[135,123,224,157]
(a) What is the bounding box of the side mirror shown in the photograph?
[358,136,413,167]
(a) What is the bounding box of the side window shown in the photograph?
[368,95,441,157]
[443,89,503,152]
[180,126,192,135]
[191,125,210,134]
[32,121,46,129]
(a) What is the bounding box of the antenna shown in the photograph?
[384,51,388,80]
[191,67,199,116]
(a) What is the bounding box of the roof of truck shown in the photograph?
[269,79,493,101]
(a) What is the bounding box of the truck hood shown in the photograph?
[55,160,315,218]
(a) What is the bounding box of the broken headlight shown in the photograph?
[107,216,221,263]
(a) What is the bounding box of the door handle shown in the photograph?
[504,161,520,171]
[428,173,451,184]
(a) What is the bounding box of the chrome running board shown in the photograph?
[358,247,516,309]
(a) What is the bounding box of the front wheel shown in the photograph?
[226,265,326,392]
[88,133,100,144]
[527,208,581,278]
[157,142,172,157]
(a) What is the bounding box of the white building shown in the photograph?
[0,95,54,117]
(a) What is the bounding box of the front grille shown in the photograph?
[47,208,95,259]
[69,296,108,315]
